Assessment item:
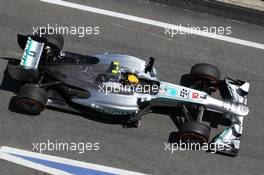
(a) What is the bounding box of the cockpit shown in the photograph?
[97,59,160,95]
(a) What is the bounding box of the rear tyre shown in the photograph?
[179,121,211,146]
[40,33,64,52]
[16,85,48,115]
[36,29,64,51]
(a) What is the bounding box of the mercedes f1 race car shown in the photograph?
[5,32,250,156]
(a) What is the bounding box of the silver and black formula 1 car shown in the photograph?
[5,33,249,156]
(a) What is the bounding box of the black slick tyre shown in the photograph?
[16,85,48,115]
[179,121,211,145]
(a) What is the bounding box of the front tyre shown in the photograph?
[16,85,48,115]
[190,63,220,93]
[179,121,211,147]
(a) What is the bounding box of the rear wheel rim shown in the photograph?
[17,98,43,114]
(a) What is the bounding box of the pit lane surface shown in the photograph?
[0,0,264,174]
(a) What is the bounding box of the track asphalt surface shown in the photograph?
[0,0,264,174]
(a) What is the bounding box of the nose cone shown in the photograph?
[236,104,249,116]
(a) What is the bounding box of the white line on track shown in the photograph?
[40,0,264,50]
[0,151,72,175]
[0,146,147,175]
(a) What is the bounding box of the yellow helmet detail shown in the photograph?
[128,74,139,85]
